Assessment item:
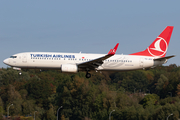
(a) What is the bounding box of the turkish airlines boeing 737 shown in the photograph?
[3,26,174,78]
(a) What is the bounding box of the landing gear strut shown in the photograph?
[86,72,91,78]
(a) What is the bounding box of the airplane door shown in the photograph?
[139,58,144,68]
[22,54,27,63]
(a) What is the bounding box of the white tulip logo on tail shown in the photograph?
[147,37,167,57]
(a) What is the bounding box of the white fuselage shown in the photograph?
[3,52,166,71]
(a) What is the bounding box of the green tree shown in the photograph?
[27,77,52,109]
[46,104,56,120]
[0,97,4,119]
[140,94,159,108]
[22,100,35,115]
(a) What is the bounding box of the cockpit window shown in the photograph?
[10,56,17,58]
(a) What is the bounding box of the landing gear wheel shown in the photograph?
[86,73,91,78]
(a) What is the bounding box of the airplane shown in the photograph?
[3,26,175,78]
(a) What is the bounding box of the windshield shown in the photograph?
[10,56,17,58]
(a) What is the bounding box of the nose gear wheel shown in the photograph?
[86,72,91,78]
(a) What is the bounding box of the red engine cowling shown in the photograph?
[61,64,78,73]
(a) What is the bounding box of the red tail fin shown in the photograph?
[130,26,174,57]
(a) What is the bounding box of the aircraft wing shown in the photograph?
[77,43,119,70]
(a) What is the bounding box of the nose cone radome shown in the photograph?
[3,58,9,65]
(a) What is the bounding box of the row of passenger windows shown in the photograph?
[31,57,132,62]
[106,60,132,62]
[31,57,61,60]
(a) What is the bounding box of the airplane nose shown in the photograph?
[3,58,9,65]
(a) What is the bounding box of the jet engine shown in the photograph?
[61,64,78,73]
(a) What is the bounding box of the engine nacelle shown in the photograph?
[61,64,78,73]
[13,67,21,71]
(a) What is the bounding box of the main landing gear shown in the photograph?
[86,72,91,78]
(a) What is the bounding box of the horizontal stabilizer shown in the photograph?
[154,55,175,61]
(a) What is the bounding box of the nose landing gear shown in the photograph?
[19,72,22,75]
[86,72,91,78]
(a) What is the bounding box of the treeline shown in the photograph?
[0,64,180,120]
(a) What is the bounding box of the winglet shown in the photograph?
[108,43,119,55]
